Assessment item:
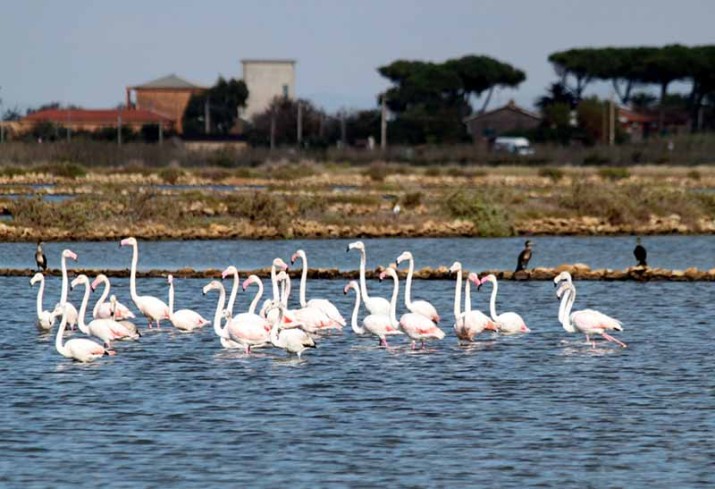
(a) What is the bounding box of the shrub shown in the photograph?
[687,169,701,181]
[38,162,87,179]
[364,162,389,182]
[583,153,610,165]
[402,191,422,209]
[442,190,513,237]
[597,167,630,181]
[158,167,184,184]
[538,167,564,182]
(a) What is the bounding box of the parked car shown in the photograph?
[492,137,534,156]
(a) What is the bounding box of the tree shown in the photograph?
[447,55,526,113]
[639,44,692,131]
[183,77,248,136]
[247,97,325,147]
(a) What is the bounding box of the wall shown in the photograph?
[242,61,295,120]
[135,89,200,134]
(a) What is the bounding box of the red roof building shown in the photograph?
[20,108,173,133]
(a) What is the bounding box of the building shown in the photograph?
[241,59,296,120]
[464,100,541,141]
[19,108,173,133]
[126,74,206,134]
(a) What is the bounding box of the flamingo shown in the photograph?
[344,280,402,347]
[214,273,272,353]
[396,251,440,322]
[260,257,289,322]
[221,266,240,318]
[347,241,391,315]
[291,249,346,328]
[556,280,627,348]
[380,267,445,349]
[55,304,114,363]
[478,274,530,334]
[167,274,210,331]
[242,274,265,316]
[70,275,138,348]
[30,273,55,331]
[272,271,331,334]
[202,280,243,349]
[120,237,170,328]
[91,274,135,320]
[55,249,78,330]
[108,295,140,337]
[449,262,496,343]
[266,301,316,359]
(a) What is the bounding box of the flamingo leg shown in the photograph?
[601,332,628,348]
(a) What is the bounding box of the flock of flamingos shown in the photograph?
[30,237,628,363]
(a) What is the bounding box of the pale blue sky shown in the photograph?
[1,0,713,114]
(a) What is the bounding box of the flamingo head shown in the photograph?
[347,241,364,253]
[448,261,462,274]
[62,249,78,261]
[202,280,223,295]
[273,258,289,271]
[485,321,499,332]
[395,251,412,266]
[553,271,572,287]
[276,271,289,283]
[291,249,305,265]
[221,266,238,280]
[120,237,137,248]
[109,295,118,317]
[555,281,573,300]
[520,324,531,333]
[70,274,89,290]
[343,280,359,295]
[243,274,261,291]
[90,274,107,291]
[167,274,174,285]
[30,273,43,286]
[379,267,397,282]
[478,274,496,291]
[467,272,480,286]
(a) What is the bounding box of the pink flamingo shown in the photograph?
[347,241,391,315]
[478,274,530,334]
[449,262,496,342]
[55,249,79,330]
[344,280,402,347]
[30,273,55,331]
[70,274,138,348]
[556,279,627,348]
[266,301,316,359]
[203,280,242,349]
[167,275,210,331]
[242,274,266,316]
[55,304,114,362]
[380,267,445,349]
[91,274,135,320]
[260,257,289,322]
[396,251,440,322]
[221,265,241,318]
[292,249,346,328]
[273,271,332,334]
[120,237,170,328]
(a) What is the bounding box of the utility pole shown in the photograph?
[204,97,211,134]
[609,94,615,147]
[158,122,163,146]
[297,101,303,146]
[270,109,276,150]
[380,94,387,151]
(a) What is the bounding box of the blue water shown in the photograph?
[6,235,714,272]
[1,256,714,486]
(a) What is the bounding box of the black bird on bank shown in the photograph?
[35,241,47,272]
[633,237,647,267]
[515,240,533,272]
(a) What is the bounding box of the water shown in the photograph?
[7,235,714,272]
[2,268,713,487]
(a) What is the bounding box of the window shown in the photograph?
[282,84,289,98]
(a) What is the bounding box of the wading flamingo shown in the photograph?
[203,280,243,349]
[556,279,627,348]
[167,275,210,331]
[347,241,390,316]
[478,274,530,334]
[91,274,135,320]
[242,274,265,316]
[221,265,240,318]
[30,273,55,331]
[380,267,445,349]
[108,295,140,337]
[55,304,114,363]
[70,275,138,348]
[449,262,496,342]
[213,274,272,353]
[396,251,440,322]
[120,237,170,328]
[292,249,346,328]
[266,301,316,359]
[344,280,402,347]
[260,257,289,322]
[272,271,331,334]
[56,249,78,330]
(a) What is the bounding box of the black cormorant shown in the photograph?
[515,240,533,272]
[633,237,647,267]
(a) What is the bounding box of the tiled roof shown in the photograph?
[23,108,172,124]
[131,74,205,90]
[464,100,541,122]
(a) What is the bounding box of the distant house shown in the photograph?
[618,106,690,141]
[19,108,173,134]
[464,100,541,142]
[126,74,206,134]
[241,59,296,120]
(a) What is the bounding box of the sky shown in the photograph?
[1,0,713,115]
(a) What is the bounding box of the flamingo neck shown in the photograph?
[561,286,576,332]
[60,255,69,303]
[168,281,175,318]
[93,279,109,319]
[388,274,399,325]
[464,277,472,314]
[211,286,228,339]
[358,249,370,304]
[269,308,284,348]
[270,265,279,302]
[281,275,291,307]
[248,280,263,315]
[226,271,238,317]
[55,311,69,358]
[128,243,140,304]
[453,268,462,322]
[298,255,308,308]
[35,277,45,319]
[488,279,498,322]
[403,258,414,308]
[350,289,365,335]
[76,281,91,335]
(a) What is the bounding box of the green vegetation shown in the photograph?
[443,190,514,237]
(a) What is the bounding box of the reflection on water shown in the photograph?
[1,276,713,487]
